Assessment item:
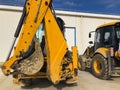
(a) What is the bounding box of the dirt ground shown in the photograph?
[0,70,120,90]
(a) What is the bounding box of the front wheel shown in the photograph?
[91,54,110,80]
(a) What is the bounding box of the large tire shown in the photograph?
[91,54,110,80]
[78,56,86,71]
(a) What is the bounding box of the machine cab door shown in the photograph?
[94,26,114,51]
[94,29,101,50]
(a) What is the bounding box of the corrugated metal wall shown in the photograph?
[0,5,120,62]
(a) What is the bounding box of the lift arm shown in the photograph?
[2,0,70,84]
[2,0,52,75]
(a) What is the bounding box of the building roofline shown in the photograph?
[0,5,120,19]
[56,10,120,19]
[0,5,22,12]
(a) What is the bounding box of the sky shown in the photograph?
[0,0,120,15]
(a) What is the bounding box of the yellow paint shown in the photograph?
[2,0,78,84]
[13,78,19,84]
[93,59,102,74]
[115,51,120,60]
[97,22,120,29]
[2,0,51,75]
[72,46,78,69]
[72,46,78,79]
[95,47,108,58]
[44,8,68,84]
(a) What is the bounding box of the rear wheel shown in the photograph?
[91,54,110,79]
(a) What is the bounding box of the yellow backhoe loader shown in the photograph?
[79,22,120,79]
[1,0,78,86]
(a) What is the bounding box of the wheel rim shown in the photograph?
[93,59,102,74]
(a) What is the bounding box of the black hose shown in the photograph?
[14,1,26,38]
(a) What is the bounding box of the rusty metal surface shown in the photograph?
[17,40,44,75]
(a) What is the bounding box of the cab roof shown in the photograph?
[97,22,120,29]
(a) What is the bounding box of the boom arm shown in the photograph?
[2,0,69,83]
[2,0,51,75]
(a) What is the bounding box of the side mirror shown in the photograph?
[89,41,93,44]
[89,31,95,38]
[89,33,91,38]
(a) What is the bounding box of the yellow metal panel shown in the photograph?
[97,22,120,29]
[115,51,120,60]
[44,8,68,84]
[95,47,108,58]
[2,56,18,75]
[2,0,51,75]
[72,46,78,79]
[72,46,78,69]
[14,0,51,55]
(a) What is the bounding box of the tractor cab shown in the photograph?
[79,22,120,80]
[89,22,120,55]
